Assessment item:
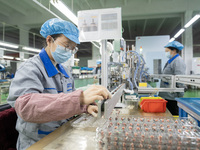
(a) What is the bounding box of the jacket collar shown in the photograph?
[168,54,179,64]
[39,48,69,78]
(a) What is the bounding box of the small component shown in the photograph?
[168,129,172,132]
[144,123,147,127]
[109,122,113,126]
[125,132,129,136]
[137,123,140,126]
[161,119,164,122]
[168,140,172,144]
[122,142,126,147]
[160,124,163,127]
[181,119,184,123]
[167,125,170,128]
[175,120,178,124]
[147,119,151,122]
[114,136,118,141]
[132,138,136,142]
[152,124,156,126]
[115,117,118,121]
[134,133,137,137]
[123,123,126,126]
[158,145,162,150]
[158,136,162,142]
[177,146,181,150]
[130,123,133,126]
[145,128,149,131]
[148,145,152,149]
[108,132,112,136]
[128,117,131,121]
[121,117,125,121]
[150,135,154,139]
[129,126,132,130]
[141,134,145,139]
[109,117,112,121]
[178,129,182,133]
[160,127,164,131]
[154,119,158,122]
[166,119,170,122]
[114,126,118,129]
[117,122,120,126]
[131,143,134,148]
[139,144,143,148]
[101,131,104,136]
[122,126,125,130]
[140,118,144,122]
[136,127,140,131]
[152,127,156,131]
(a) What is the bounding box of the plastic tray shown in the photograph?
[176,98,200,116]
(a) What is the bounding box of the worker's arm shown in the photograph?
[15,90,87,123]
[8,61,111,123]
[7,61,87,123]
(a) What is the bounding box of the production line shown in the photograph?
[0,1,200,150]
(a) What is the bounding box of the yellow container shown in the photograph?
[139,97,162,105]
[139,82,147,87]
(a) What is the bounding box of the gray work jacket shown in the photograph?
[159,54,186,100]
[7,48,75,150]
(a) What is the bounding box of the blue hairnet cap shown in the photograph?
[96,60,101,64]
[40,18,80,44]
[164,41,184,51]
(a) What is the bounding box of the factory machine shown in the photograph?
[67,39,200,150]
[35,8,200,150]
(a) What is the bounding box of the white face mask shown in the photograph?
[165,51,172,59]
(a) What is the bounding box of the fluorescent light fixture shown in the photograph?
[174,29,185,38]
[169,37,175,42]
[3,56,14,59]
[50,0,78,25]
[22,47,41,53]
[184,14,200,28]
[0,41,19,49]
[15,58,28,61]
[74,58,80,61]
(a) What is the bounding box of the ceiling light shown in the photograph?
[184,14,200,28]
[0,41,19,49]
[15,58,28,61]
[3,56,14,59]
[174,29,185,38]
[50,0,78,25]
[169,37,175,42]
[22,47,41,53]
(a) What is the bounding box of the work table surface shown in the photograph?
[27,108,172,150]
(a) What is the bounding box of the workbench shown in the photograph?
[27,107,172,150]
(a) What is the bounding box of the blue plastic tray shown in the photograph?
[175,98,200,116]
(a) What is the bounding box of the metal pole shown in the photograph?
[101,40,107,87]
[2,22,5,41]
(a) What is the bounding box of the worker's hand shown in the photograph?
[81,85,112,105]
[87,105,98,117]
[94,76,97,79]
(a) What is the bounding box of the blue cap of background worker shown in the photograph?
[96,60,101,65]
[164,41,184,51]
[40,18,80,44]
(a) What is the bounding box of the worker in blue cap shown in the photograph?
[94,60,102,84]
[159,41,186,115]
[7,18,111,150]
